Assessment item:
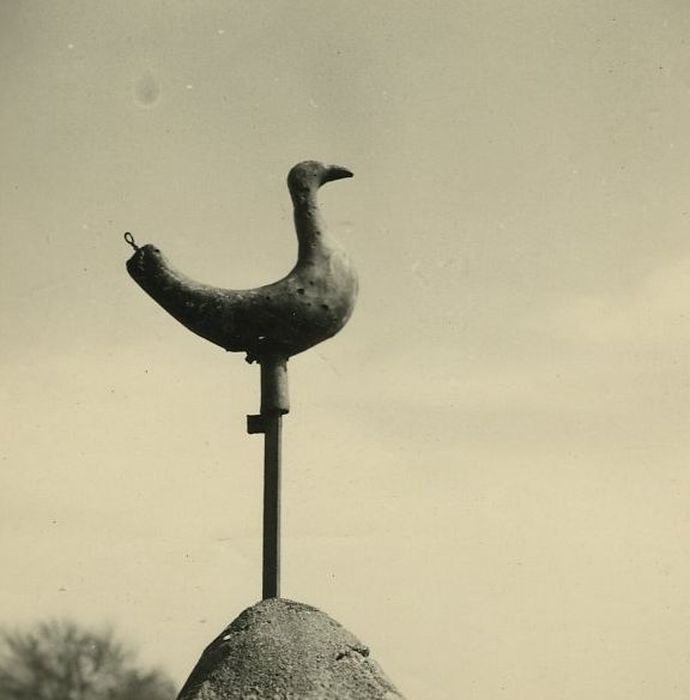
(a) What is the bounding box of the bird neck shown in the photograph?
[292,191,331,262]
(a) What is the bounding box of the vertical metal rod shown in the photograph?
[262,413,281,599]
[247,355,288,600]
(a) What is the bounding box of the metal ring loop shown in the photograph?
[124,232,139,250]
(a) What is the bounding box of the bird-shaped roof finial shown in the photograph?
[124,161,357,365]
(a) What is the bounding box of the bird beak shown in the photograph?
[322,165,354,183]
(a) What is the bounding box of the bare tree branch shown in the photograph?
[0,620,176,700]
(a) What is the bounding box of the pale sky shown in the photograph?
[3,2,690,698]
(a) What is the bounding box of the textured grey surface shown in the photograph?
[177,599,404,699]
[125,161,358,363]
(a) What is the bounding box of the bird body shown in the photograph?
[125,161,357,362]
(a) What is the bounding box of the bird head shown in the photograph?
[287,161,353,202]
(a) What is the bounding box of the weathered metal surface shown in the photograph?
[125,161,358,363]
[125,161,358,603]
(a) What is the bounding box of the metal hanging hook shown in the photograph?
[124,232,139,251]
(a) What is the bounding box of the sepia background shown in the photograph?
[3,1,690,698]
